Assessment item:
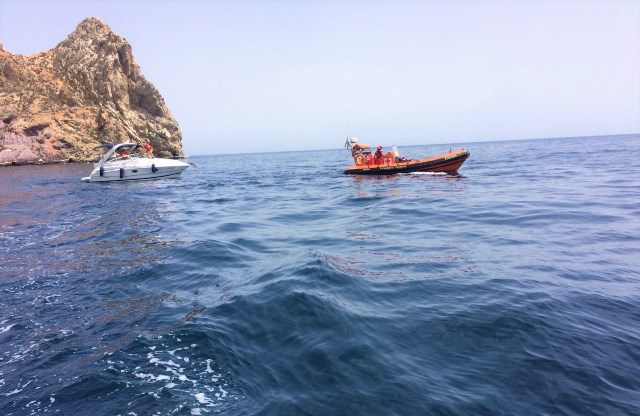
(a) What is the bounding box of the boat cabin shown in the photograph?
[94,143,144,166]
[350,143,396,166]
[350,143,373,165]
[345,137,398,166]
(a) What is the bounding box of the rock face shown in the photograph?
[0,17,183,165]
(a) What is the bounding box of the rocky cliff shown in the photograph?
[0,17,183,165]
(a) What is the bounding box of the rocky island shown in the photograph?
[0,17,184,165]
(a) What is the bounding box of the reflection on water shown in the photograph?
[349,171,467,199]
[0,164,216,413]
[0,164,170,282]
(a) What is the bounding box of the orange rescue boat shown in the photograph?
[343,137,470,175]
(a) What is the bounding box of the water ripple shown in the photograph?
[1,135,640,415]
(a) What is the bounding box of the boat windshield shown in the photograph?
[351,144,371,155]
[103,144,144,162]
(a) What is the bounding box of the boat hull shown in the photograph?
[82,158,190,182]
[343,148,470,175]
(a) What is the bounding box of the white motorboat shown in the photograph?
[81,142,191,182]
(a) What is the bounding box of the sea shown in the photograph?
[1,134,639,415]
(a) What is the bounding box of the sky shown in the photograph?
[1,0,639,155]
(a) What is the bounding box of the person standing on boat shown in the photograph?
[374,145,384,164]
[142,140,154,158]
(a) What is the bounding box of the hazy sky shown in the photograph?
[1,0,639,155]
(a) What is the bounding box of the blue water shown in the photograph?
[1,135,639,415]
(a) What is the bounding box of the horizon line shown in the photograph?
[185,132,639,157]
